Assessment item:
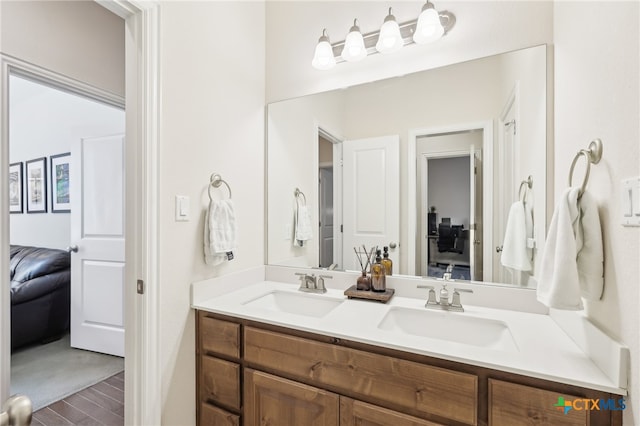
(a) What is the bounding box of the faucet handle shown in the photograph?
[417,285,438,306]
[316,275,331,293]
[451,288,473,310]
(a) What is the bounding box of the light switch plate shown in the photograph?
[175,195,190,222]
[621,178,640,227]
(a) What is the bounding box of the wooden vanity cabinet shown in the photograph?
[196,310,622,426]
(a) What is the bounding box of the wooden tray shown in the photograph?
[344,285,395,303]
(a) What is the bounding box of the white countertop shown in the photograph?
[191,267,627,395]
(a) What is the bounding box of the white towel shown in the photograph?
[204,199,237,265]
[500,200,533,272]
[500,201,531,271]
[293,204,313,247]
[537,187,604,310]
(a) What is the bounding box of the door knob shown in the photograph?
[389,242,397,249]
[66,245,79,253]
[495,246,503,253]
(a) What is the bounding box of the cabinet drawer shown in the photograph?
[340,397,444,426]
[201,356,241,410]
[489,379,588,426]
[199,313,240,359]
[200,402,239,426]
[244,327,477,425]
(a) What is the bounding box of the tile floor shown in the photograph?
[31,371,124,426]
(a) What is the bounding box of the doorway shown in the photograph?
[8,66,125,413]
[1,1,160,424]
[409,125,489,281]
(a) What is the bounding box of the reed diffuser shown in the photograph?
[354,246,374,291]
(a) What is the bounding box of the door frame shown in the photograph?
[0,1,161,424]
[407,121,493,278]
[315,125,344,270]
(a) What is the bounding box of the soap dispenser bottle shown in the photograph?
[371,249,386,292]
[381,246,393,276]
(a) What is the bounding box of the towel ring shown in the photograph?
[209,173,232,200]
[518,176,533,203]
[294,187,306,205]
[568,139,603,198]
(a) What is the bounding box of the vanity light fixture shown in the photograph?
[341,19,367,62]
[312,1,455,70]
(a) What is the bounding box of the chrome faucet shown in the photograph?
[441,264,455,281]
[417,284,473,312]
[295,272,331,294]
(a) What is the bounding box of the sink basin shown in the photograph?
[242,290,344,318]
[377,307,518,352]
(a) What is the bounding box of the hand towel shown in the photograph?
[537,187,603,310]
[204,199,237,265]
[500,200,533,271]
[293,204,313,247]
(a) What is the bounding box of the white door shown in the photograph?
[342,135,399,271]
[497,110,518,285]
[70,134,125,357]
[318,166,334,268]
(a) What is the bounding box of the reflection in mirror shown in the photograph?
[267,45,548,287]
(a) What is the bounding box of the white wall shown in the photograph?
[554,2,639,424]
[157,3,265,424]
[9,75,124,249]
[266,1,553,102]
[0,1,125,97]
[427,156,470,229]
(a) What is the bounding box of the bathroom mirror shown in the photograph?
[267,44,548,287]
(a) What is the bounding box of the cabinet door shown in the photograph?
[340,397,444,426]
[244,369,339,426]
[489,379,588,426]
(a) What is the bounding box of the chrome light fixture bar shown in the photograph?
[312,2,456,70]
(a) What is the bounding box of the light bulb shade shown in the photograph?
[312,37,336,70]
[341,22,367,62]
[375,14,403,54]
[413,3,444,44]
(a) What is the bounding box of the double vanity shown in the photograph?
[191,266,627,426]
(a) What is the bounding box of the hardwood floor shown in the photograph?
[31,371,124,426]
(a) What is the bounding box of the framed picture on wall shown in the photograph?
[51,153,71,213]
[25,157,47,213]
[9,162,23,214]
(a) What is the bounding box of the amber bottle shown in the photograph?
[381,246,393,276]
[371,249,386,292]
